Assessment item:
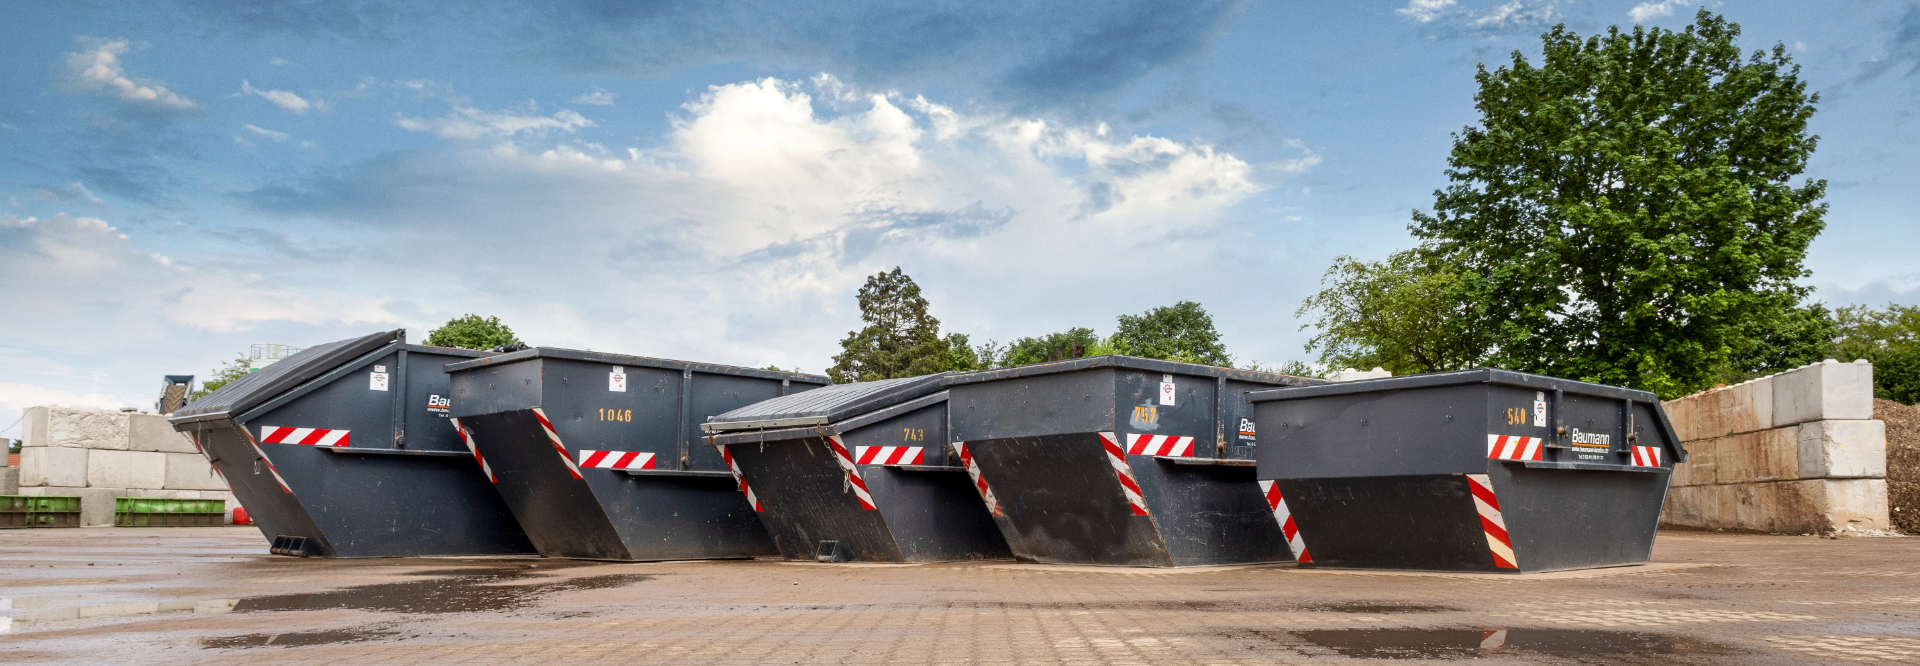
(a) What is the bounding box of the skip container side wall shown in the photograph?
[448,352,827,560]
[946,363,1298,567]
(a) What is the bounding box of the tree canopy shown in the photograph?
[425,314,520,350]
[829,268,962,383]
[190,355,251,400]
[1829,304,1920,404]
[1302,10,1827,398]
[1109,301,1231,366]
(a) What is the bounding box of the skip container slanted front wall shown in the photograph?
[169,330,535,558]
[943,356,1323,567]
[445,347,830,561]
[1245,369,1686,573]
[704,375,1012,563]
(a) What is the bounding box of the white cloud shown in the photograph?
[1472,1,1556,27]
[1629,0,1689,23]
[396,106,595,139]
[64,39,195,109]
[1398,0,1457,23]
[241,80,313,114]
[244,124,290,142]
[573,88,616,106]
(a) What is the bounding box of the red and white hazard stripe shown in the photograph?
[258,426,350,447]
[718,444,761,512]
[238,426,293,494]
[1257,480,1311,563]
[1126,434,1194,457]
[449,418,496,483]
[1629,445,1663,467]
[1097,432,1150,516]
[578,449,657,471]
[853,446,924,465]
[1486,434,1543,462]
[1465,473,1518,570]
[951,441,1003,517]
[827,435,877,511]
[530,407,583,480]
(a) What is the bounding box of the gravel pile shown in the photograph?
[1877,398,1920,535]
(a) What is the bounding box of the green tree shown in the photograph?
[1109,301,1231,366]
[1405,10,1825,398]
[997,327,1104,367]
[1299,251,1493,375]
[829,268,959,382]
[190,355,252,400]
[1829,304,1920,404]
[425,314,520,350]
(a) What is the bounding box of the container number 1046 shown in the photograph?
[599,409,632,422]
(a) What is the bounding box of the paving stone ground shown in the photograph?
[3,528,1919,664]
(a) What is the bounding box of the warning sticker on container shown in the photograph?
[1238,418,1257,441]
[369,370,389,392]
[1159,375,1176,406]
[1532,392,1546,427]
[609,366,627,392]
[426,394,451,415]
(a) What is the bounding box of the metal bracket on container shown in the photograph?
[1519,460,1665,473]
[884,464,967,473]
[1159,456,1254,467]
[316,446,469,458]
[621,469,733,478]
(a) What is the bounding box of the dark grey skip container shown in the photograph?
[445,348,829,560]
[701,374,1012,563]
[1245,369,1686,573]
[169,330,534,558]
[944,356,1322,567]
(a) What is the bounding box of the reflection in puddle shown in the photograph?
[1293,628,1738,659]
[231,572,651,615]
[203,625,398,648]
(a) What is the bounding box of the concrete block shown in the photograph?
[1760,427,1802,481]
[21,406,48,448]
[1660,485,1711,528]
[20,486,129,526]
[0,467,17,495]
[1330,368,1392,382]
[163,452,228,490]
[86,450,166,490]
[129,413,198,453]
[46,407,131,449]
[1664,395,1698,442]
[1805,478,1890,533]
[20,446,88,487]
[1683,436,1719,486]
[1774,360,1875,427]
[1797,420,1887,480]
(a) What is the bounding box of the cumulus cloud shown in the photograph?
[64,39,196,109]
[0,214,398,424]
[1398,0,1458,23]
[573,88,616,105]
[232,74,1307,370]
[1472,0,1557,27]
[1629,1,1689,23]
[245,124,290,141]
[396,106,595,139]
[241,80,314,113]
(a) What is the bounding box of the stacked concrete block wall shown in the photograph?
[1661,360,1889,534]
[15,406,237,526]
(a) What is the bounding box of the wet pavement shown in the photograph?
[2,527,1918,664]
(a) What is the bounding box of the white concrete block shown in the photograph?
[21,406,49,448]
[1797,420,1887,479]
[20,446,88,487]
[1812,478,1890,533]
[86,449,166,490]
[1329,367,1392,382]
[0,467,18,495]
[129,413,198,453]
[47,407,132,449]
[1773,360,1875,427]
[163,452,228,490]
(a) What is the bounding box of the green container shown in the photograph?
[113,497,225,527]
[1,495,82,528]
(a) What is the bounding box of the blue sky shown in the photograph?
[3,0,1917,435]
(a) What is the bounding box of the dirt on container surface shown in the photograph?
[1877,398,1920,535]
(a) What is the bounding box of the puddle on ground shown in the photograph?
[231,572,651,614]
[1304,602,1460,614]
[1291,628,1739,660]
[204,625,398,648]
